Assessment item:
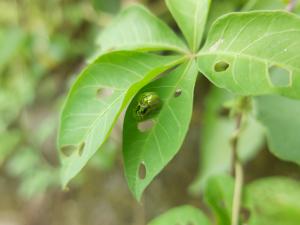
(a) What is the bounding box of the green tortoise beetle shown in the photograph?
[134,92,162,121]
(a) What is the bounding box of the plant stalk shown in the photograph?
[231,114,244,225]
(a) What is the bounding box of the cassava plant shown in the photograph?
[58,0,300,224]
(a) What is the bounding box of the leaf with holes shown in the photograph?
[189,87,264,193]
[204,175,234,225]
[96,4,188,54]
[255,95,300,165]
[166,0,211,51]
[244,177,300,225]
[148,205,211,225]
[197,11,300,99]
[123,61,198,200]
[58,51,184,187]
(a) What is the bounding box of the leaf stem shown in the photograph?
[231,113,244,225]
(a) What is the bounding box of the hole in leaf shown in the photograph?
[61,145,77,157]
[96,87,114,99]
[138,162,147,180]
[214,61,230,72]
[137,119,155,132]
[78,142,85,156]
[174,88,182,97]
[61,143,85,157]
[269,65,291,87]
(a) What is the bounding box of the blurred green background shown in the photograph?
[1,0,300,225]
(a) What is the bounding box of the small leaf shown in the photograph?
[148,205,211,225]
[166,0,211,51]
[198,11,300,99]
[190,87,264,193]
[96,4,188,54]
[255,95,300,165]
[204,175,234,225]
[123,61,198,200]
[58,51,184,187]
[245,177,300,225]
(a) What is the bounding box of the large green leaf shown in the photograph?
[96,5,188,54]
[148,205,211,225]
[58,51,184,187]
[166,0,211,51]
[204,175,234,225]
[197,11,300,99]
[245,177,300,225]
[255,95,300,165]
[190,88,264,193]
[123,61,198,200]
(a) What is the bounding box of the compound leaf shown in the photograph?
[58,51,184,187]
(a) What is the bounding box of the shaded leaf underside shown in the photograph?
[123,60,198,200]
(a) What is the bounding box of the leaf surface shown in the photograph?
[255,95,300,165]
[148,205,211,225]
[198,11,300,99]
[166,0,211,51]
[97,5,188,54]
[204,175,234,225]
[123,60,198,200]
[245,177,300,225]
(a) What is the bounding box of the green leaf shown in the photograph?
[166,0,211,51]
[206,0,246,33]
[190,87,264,193]
[204,175,234,225]
[96,5,188,54]
[123,60,198,200]
[148,205,211,225]
[197,11,300,99]
[92,0,120,14]
[58,51,184,187]
[255,95,300,165]
[0,28,25,69]
[245,177,300,225]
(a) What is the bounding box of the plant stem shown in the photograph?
[231,114,244,225]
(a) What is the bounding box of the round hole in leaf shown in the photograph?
[268,65,291,87]
[96,87,114,99]
[61,145,77,157]
[214,61,230,72]
[174,88,182,97]
[138,162,147,180]
[137,119,155,132]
